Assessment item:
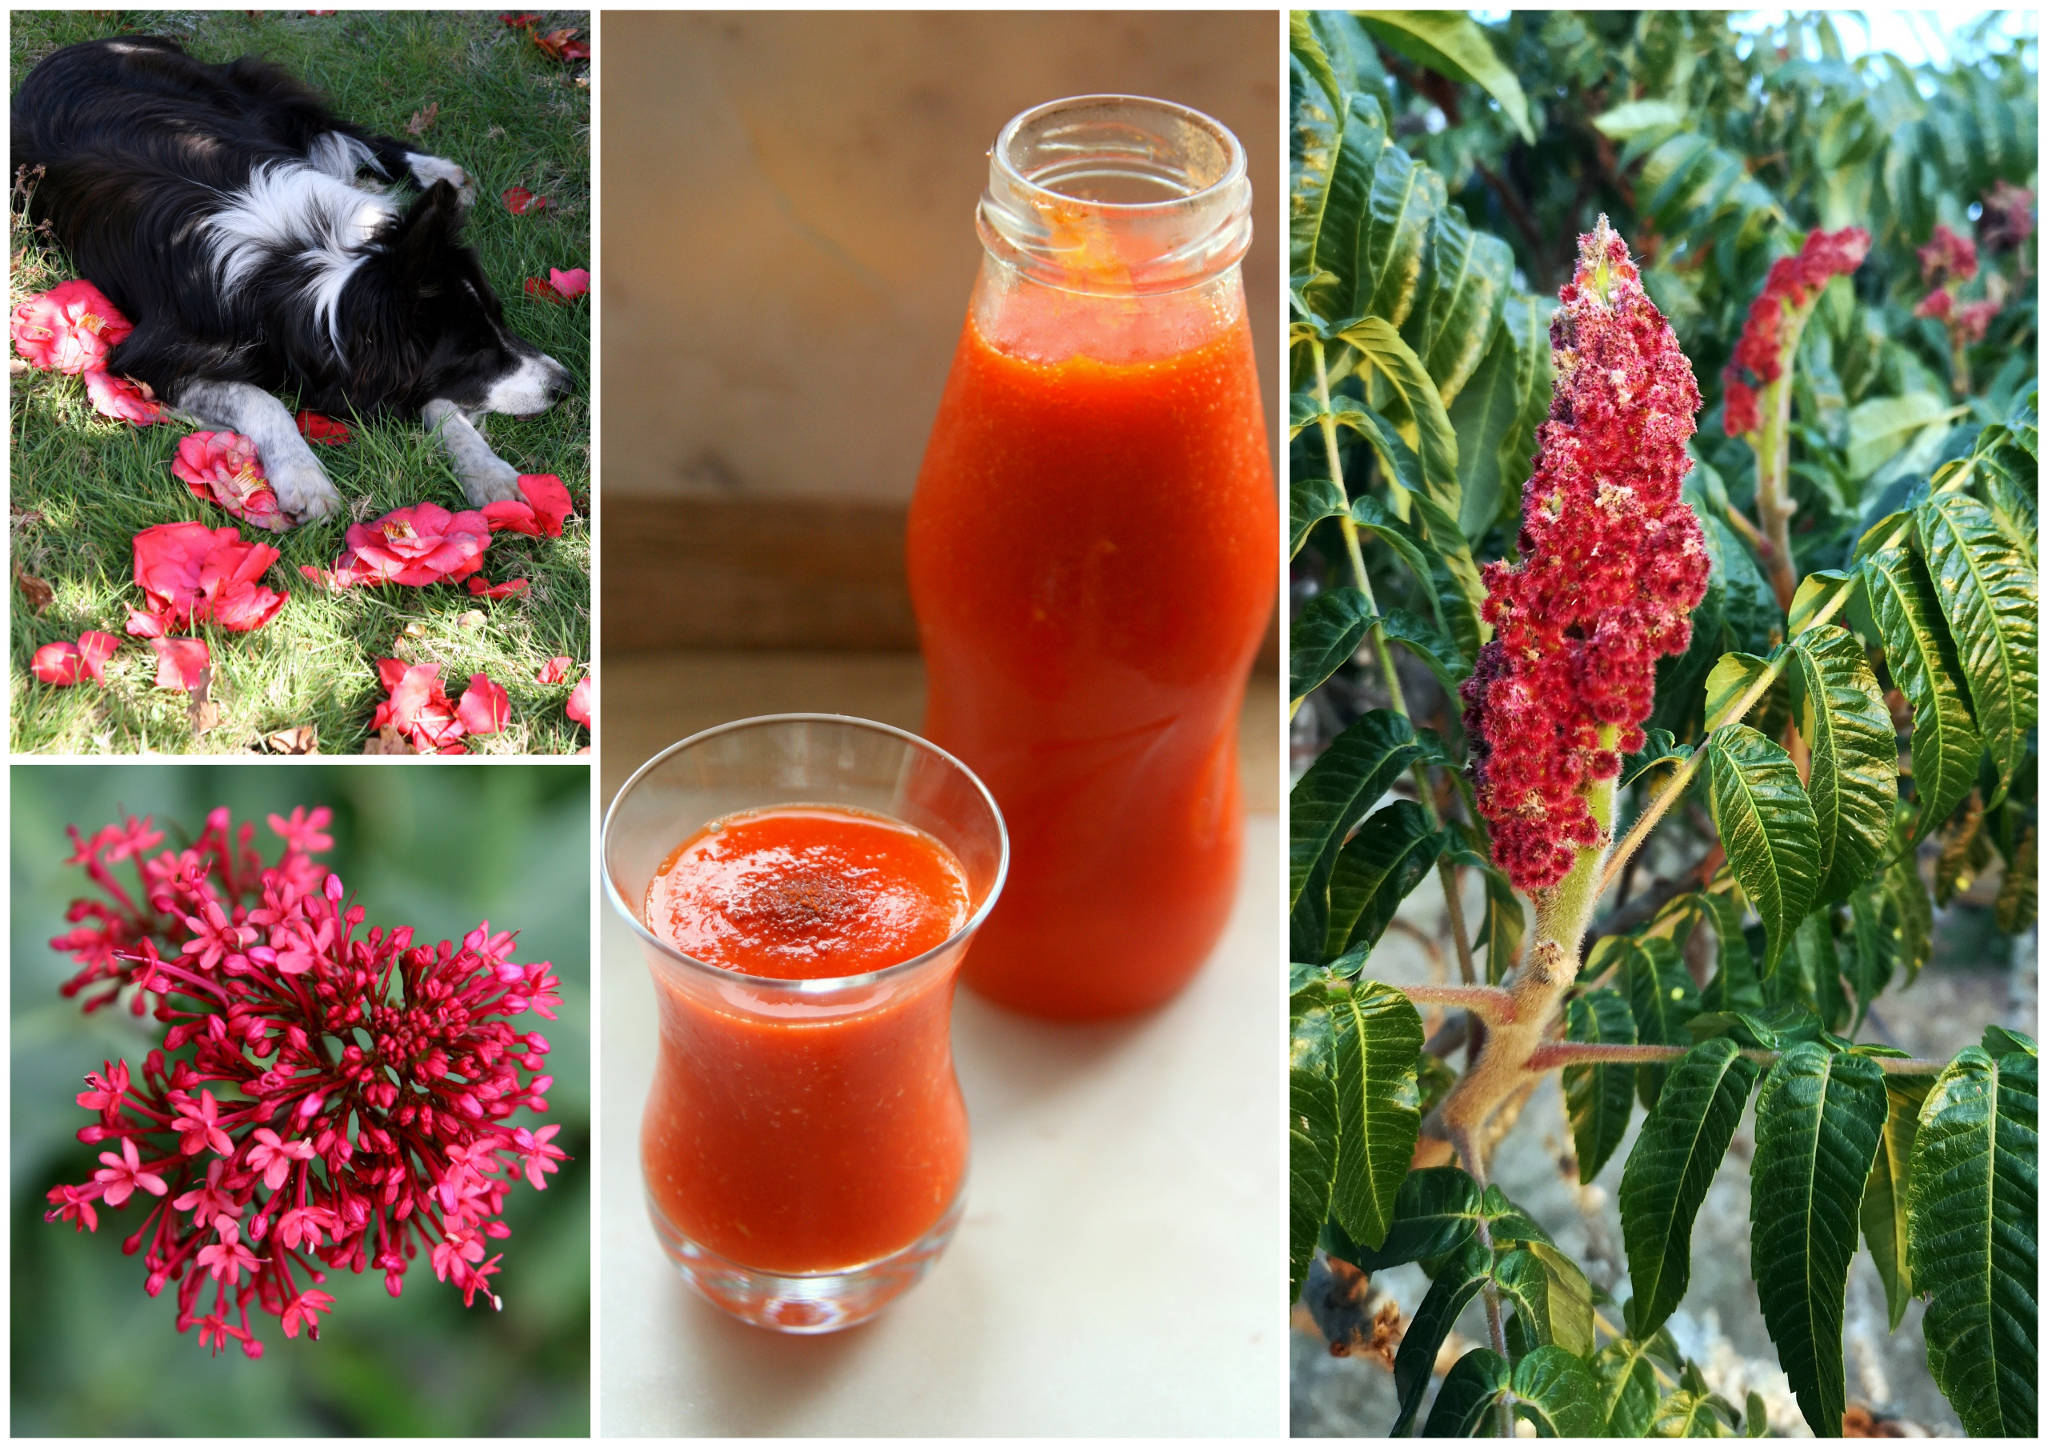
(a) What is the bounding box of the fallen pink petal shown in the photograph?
[148,637,211,692]
[294,410,351,445]
[466,576,530,599]
[502,185,550,215]
[372,659,469,753]
[566,675,591,729]
[328,503,492,588]
[537,655,572,685]
[83,370,167,425]
[483,473,574,538]
[457,672,511,735]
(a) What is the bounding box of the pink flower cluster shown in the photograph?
[1914,222,2003,344]
[1721,227,1871,437]
[1460,219,1711,894]
[43,806,566,1358]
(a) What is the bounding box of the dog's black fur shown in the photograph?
[12,36,570,516]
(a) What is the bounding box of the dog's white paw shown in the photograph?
[461,456,524,508]
[407,153,475,206]
[271,458,344,525]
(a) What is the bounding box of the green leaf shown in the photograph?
[1789,626,1897,902]
[1323,800,1442,961]
[1448,292,1548,537]
[1507,1345,1606,1436]
[1843,881,1896,1026]
[1619,1038,1762,1338]
[1287,11,1343,112]
[1422,1347,1511,1436]
[1884,842,1935,986]
[1846,392,1955,480]
[1566,989,1638,1181]
[1289,1066,1340,1303]
[1651,1390,1739,1436]
[1291,86,1380,296]
[1862,545,1982,841]
[1593,1338,1662,1436]
[1355,11,1534,142]
[1789,569,1855,637]
[1325,980,1424,1253]
[1907,1047,2039,1437]
[1290,473,1349,558]
[1625,935,1701,1109]
[1916,493,2039,803]
[1332,316,1461,521]
[1594,98,1685,142]
[1348,492,1436,586]
[1749,1044,1889,1436]
[1703,650,1773,731]
[1861,1074,1932,1331]
[1352,1165,1485,1269]
[1694,891,1764,1013]
[1707,725,1821,977]
[1289,710,1418,960]
[1402,205,1513,406]
[1290,587,1375,704]
[1392,1241,1489,1433]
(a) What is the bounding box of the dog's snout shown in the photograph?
[543,356,574,401]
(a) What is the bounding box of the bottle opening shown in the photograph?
[980,94,1253,296]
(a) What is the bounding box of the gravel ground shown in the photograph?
[1292,861,2035,1438]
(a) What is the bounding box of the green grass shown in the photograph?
[9,10,591,754]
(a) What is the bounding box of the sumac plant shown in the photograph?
[1288,12,2037,1438]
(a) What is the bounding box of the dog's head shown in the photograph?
[352,181,574,417]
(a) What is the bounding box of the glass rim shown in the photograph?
[600,712,1011,996]
[991,92,1249,215]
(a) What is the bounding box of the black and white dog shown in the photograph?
[12,35,574,522]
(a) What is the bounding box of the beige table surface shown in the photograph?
[596,653,1283,1436]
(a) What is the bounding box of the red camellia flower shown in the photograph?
[482,473,574,538]
[536,656,572,685]
[1460,219,1710,894]
[42,805,564,1357]
[329,503,492,588]
[1917,223,1979,286]
[372,660,469,752]
[128,523,288,637]
[149,637,211,692]
[456,673,511,735]
[171,431,289,533]
[11,279,133,375]
[565,675,591,729]
[294,411,351,446]
[31,631,121,687]
[524,268,589,304]
[83,370,168,425]
[501,186,550,215]
[1721,226,1870,436]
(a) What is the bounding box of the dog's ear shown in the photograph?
[388,180,466,276]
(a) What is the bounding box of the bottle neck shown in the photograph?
[972,94,1253,362]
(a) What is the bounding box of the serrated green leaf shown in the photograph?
[1994,825,2037,933]
[1324,800,1442,961]
[1626,935,1701,1108]
[1694,890,1765,1013]
[1863,545,1983,842]
[1749,1044,1888,1436]
[1652,1390,1739,1436]
[1861,1074,1931,1331]
[1290,587,1375,704]
[1508,1345,1606,1436]
[1708,725,1821,977]
[1292,87,1382,296]
[1423,1347,1511,1436]
[1846,391,1955,480]
[1620,1037,1763,1338]
[1402,205,1512,407]
[1326,980,1424,1252]
[1354,11,1534,142]
[1289,1066,1340,1303]
[1703,650,1773,731]
[1566,988,1638,1180]
[1790,626,1897,902]
[1392,1240,1489,1433]
[1789,569,1855,637]
[1332,316,1461,522]
[1351,1165,1485,1269]
[1594,1337,1662,1436]
[1348,492,1436,587]
[1907,1047,2038,1436]
[1290,473,1348,558]
[1844,881,1896,1026]
[1289,710,1419,960]
[1917,492,2039,803]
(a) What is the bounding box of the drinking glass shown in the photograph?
[602,714,1007,1332]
